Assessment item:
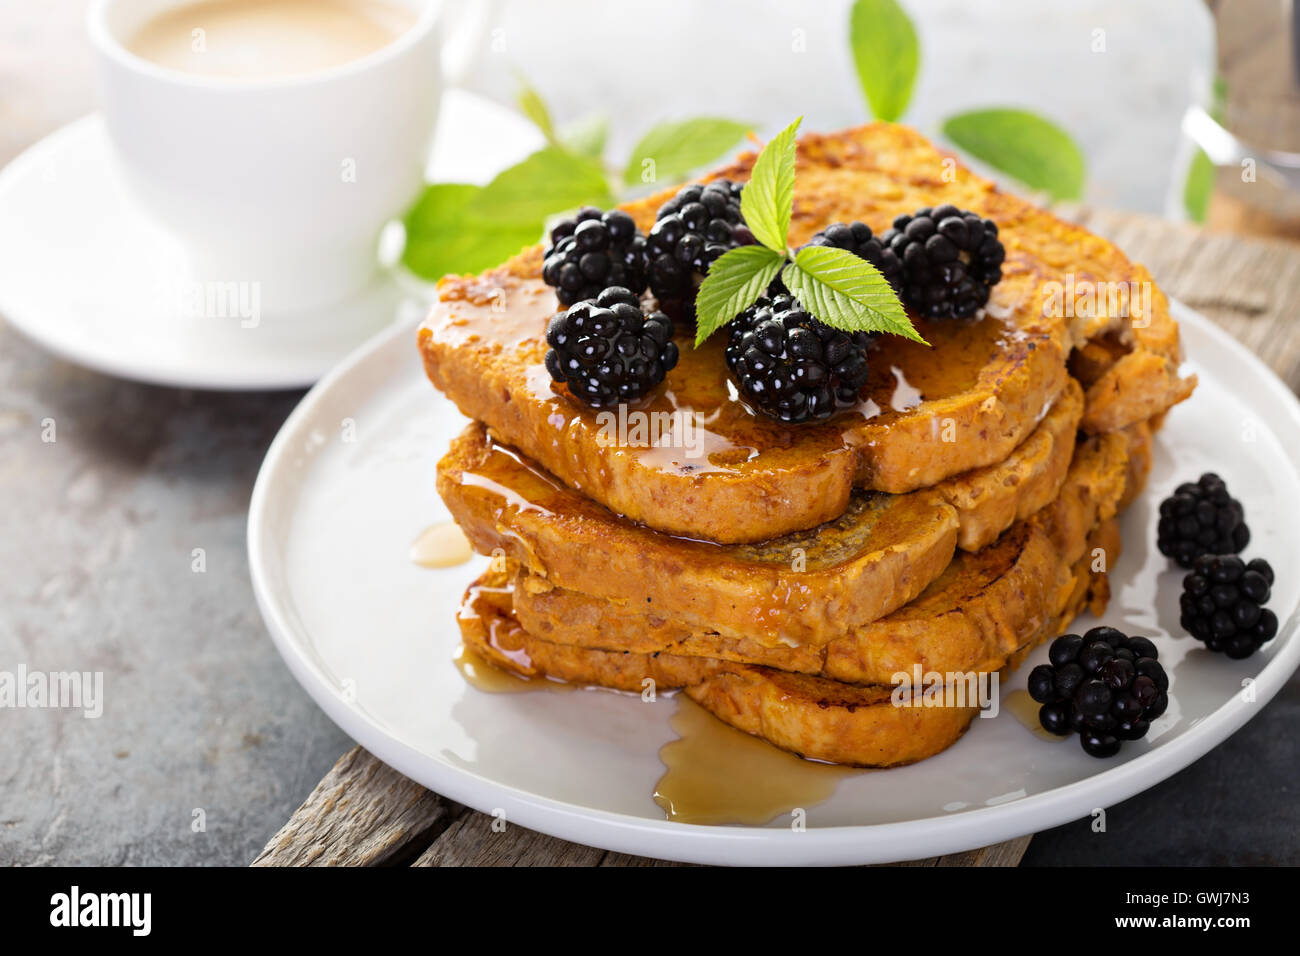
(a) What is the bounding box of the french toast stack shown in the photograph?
[419,124,1195,767]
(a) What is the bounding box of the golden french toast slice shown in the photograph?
[506,419,1148,685]
[457,521,1113,768]
[438,380,1083,650]
[420,123,1191,544]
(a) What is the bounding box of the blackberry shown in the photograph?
[1180,555,1277,659]
[803,221,903,292]
[1157,473,1249,568]
[724,291,872,424]
[1027,626,1169,758]
[544,287,677,408]
[542,207,648,307]
[646,179,754,317]
[879,205,1005,318]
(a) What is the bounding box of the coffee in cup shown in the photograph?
[125,0,417,81]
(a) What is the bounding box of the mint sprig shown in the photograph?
[739,117,800,253]
[848,0,1086,202]
[693,246,786,342]
[942,109,1085,202]
[623,118,752,188]
[693,117,925,348]
[401,183,545,280]
[785,246,922,342]
[516,78,558,146]
[401,79,750,282]
[465,146,613,225]
[850,0,918,123]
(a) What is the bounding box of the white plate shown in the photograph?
[248,303,1300,865]
[0,92,540,390]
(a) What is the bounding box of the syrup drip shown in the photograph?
[452,644,572,695]
[888,366,923,411]
[453,640,855,821]
[1004,689,1065,742]
[424,277,1035,480]
[409,521,473,568]
[653,697,858,825]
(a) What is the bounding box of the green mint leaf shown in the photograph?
[850,0,919,122]
[942,108,1086,202]
[401,183,542,280]
[1184,74,1225,223]
[692,245,786,347]
[622,117,752,187]
[741,116,802,254]
[562,113,609,159]
[516,80,557,144]
[1183,148,1214,223]
[784,246,926,344]
[467,147,614,224]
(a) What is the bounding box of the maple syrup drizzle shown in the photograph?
[452,644,572,695]
[1004,689,1065,742]
[409,521,473,568]
[653,697,858,826]
[426,277,1035,481]
[888,366,923,411]
[423,279,559,349]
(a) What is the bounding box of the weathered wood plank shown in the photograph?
[599,851,693,867]
[877,834,1032,867]
[1074,209,1300,392]
[253,747,460,866]
[932,834,1034,867]
[411,810,605,867]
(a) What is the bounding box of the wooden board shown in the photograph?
[256,210,1300,867]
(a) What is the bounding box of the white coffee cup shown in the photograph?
[88,0,486,314]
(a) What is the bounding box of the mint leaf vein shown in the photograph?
[693,246,785,346]
[740,116,802,254]
[783,246,927,344]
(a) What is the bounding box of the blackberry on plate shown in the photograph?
[647,179,754,316]
[1180,555,1277,659]
[544,287,677,408]
[1027,626,1169,758]
[879,204,1005,319]
[724,290,872,424]
[1157,473,1249,568]
[803,221,903,292]
[542,207,648,307]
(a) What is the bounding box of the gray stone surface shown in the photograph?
[0,331,350,865]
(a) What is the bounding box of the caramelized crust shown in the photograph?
[458,520,1114,768]
[437,380,1083,648]
[506,419,1140,685]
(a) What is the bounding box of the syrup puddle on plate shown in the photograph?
[452,644,575,694]
[654,697,859,826]
[1004,689,1066,742]
[454,649,859,824]
[410,521,473,568]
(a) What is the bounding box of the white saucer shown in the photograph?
[247,301,1300,866]
[0,91,540,390]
